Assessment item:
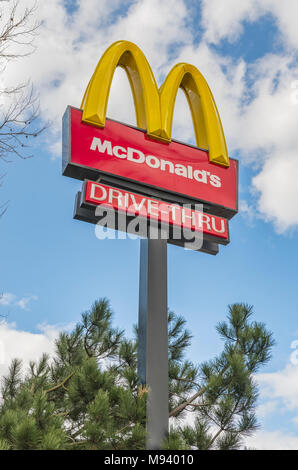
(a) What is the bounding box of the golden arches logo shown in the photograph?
[81,41,229,168]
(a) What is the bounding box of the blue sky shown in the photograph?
[1,0,298,449]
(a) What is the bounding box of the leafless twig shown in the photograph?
[0,1,40,61]
[0,1,46,215]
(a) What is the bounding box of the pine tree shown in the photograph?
[0,300,274,450]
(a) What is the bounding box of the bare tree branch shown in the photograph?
[0,1,40,60]
[0,1,46,215]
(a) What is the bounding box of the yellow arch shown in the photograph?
[81,41,229,167]
[81,40,161,138]
[159,63,229,167]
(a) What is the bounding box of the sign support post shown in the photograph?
[138,238,169,450]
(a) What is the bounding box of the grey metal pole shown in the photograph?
[138,238,168,450]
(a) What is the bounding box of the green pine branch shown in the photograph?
[0,301,274,450]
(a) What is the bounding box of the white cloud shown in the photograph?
[253,151,298,232]
[0,319,75,380]
[241,362,298,449]
[201,0,298,50]
[0,320,58,378]
[0,293,38,311]
[16,295,38,311]
[0,293,16,306]
[256,400,279,420]
[245,430,298,450]
[201,0,265,45]
[257,364,298,410]
[239,200,256,225]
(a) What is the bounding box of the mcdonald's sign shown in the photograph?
[62,42,239,448]
[63,41,238,247]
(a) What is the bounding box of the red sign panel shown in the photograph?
[82,180,229,244]
[63,107,238,219]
